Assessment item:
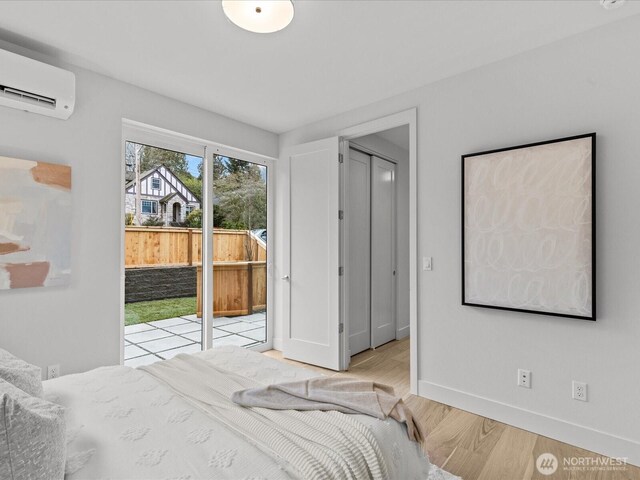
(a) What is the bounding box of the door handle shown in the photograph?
[281,275,290,280]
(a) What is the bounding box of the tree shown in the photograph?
[215,166,267,259]
[184,209,202,228]
[215,172,266,230]
[139,145,189,176]
[224,156,257,176]
[178,173,202,202]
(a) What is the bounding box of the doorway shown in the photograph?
[172,203,182,223]
[121,121,275,367]
[280,109,417,387]
[346,126,409,356]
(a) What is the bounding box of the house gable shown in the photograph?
[125,166,200,205]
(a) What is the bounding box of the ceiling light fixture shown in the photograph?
[222,1,294,34]
[600,0,625,10]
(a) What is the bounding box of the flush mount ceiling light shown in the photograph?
[222,1,294,33]
[600,0,625,10]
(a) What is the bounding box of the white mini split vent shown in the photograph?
[0,48,75,120]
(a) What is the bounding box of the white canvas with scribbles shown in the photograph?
[463,137,593,317]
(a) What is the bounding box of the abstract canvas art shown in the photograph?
[462,133,595,320]
[0,156,71,290]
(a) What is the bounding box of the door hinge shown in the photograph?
[338,153,344,163]
[338,266,344,276]
[339,323,344,334]
[338,210,344,220]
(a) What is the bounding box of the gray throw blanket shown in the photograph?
[231,377,425,444]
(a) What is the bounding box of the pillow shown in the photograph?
[0,348,43,398]
[0,379,66,480]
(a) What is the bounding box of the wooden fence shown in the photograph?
[125,227,266,267]
[125,227,267,317]
[196,262,267,318]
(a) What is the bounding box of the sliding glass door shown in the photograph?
[122,126,273,366]
[206,155,269,348]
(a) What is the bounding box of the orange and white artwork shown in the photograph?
[0,156,71,290]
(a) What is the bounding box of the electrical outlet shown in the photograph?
[47,364,60,380]
[517,369,531,388]
[572,381,587,402]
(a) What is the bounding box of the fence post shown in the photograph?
[188,228,193,266]
[247,262,254,315]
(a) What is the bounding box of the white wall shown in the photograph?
[277,16,640,463]
[351,133,410,338]
[0,40,278,376]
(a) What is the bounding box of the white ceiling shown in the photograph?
[0,1,638,133]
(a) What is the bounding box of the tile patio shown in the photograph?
[124,312,266,367]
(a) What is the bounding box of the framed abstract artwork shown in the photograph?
[462,133,595,320]
[0,156,72,290]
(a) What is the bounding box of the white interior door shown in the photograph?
[281,137,342,370]
[347,148,371,355]
[370,156,396,348]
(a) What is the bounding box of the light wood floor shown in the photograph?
[265,339,639,480]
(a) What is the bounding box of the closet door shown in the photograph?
[370,156,396,348]
[347,149,371,355]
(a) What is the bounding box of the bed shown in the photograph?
[41,345,459,479]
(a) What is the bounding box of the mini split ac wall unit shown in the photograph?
[0,48,76,120]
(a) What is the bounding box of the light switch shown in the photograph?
[423,257,432,271]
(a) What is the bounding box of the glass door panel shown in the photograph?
[206,155,268,348]
[123,142,204,366]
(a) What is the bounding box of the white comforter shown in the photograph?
[44,346,459,480]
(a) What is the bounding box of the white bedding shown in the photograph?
[44,346,459,480]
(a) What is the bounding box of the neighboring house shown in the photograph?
[125,166,200,225]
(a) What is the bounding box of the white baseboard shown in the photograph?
[396,325,410,339]
[418,380,640,467]
[273,337,283,351]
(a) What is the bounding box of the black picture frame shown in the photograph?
[461,133,596,321]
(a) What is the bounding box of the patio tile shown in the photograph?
[240,327,266,342]
[125,354,161,368]
[163,323,201,335]
[148,317,193,329]
[212,335,255,348]
[124,344,148,360]
[181,314,200,322]
[124,323,155,334]
[140,335,194,353]
[213,317,239,327]
[213,327,232,339]
[250,320,266,329]
[181,331,203,342]
[218,322,263,334]
[241,313,267,323]
[125,328,172,344]
[157,343,202,360]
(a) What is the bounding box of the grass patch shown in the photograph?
[125,297,197,326]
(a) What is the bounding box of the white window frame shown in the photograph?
[120,120,275,365]
[151,177,160,190]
